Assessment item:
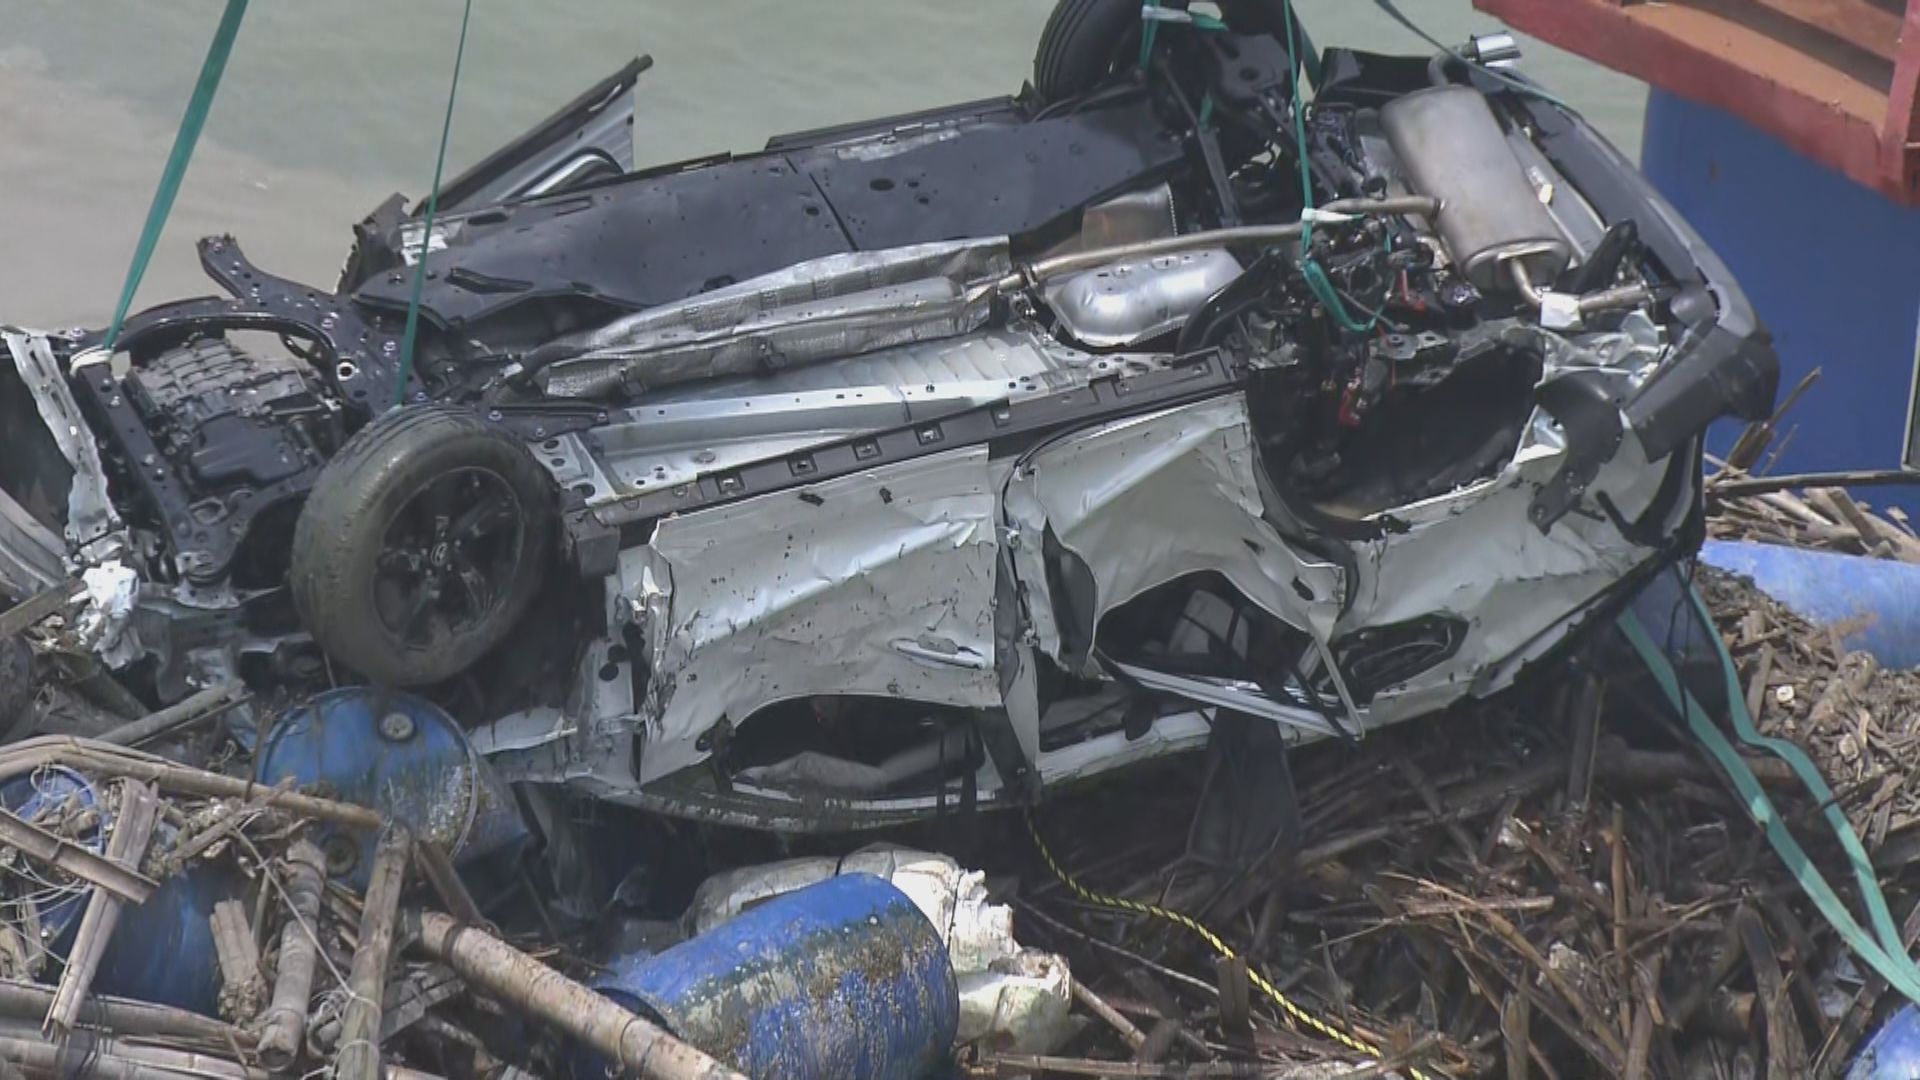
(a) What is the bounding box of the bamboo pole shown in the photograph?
[333,827,411,1080]
[95,681,248,747]
[0,1025,261,1080]
[211,899,266,1023]
[411,911,745,1080]
[45,781,159,1037]
[0,978,242,1046]
[256,838,327,1071]
[0,804,154,904]
[0,737,381,828]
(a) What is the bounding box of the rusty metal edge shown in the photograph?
[1475,0,1920,206]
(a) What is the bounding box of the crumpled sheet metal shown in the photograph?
[3,330,120,554]
[1325,319,1683,726]
[1341,423,1679,725]
[539,237,1012,398]
[629,446,1001,784]
[1003,394,1346,675]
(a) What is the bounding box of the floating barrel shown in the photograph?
[1849,1002,1920,1079]
[2,767,225,1015]
[89,863,236,1016]
[0,766,103,947]
[1700,539,1920,670]
[256,687,526,889]
[577,873,959,1080]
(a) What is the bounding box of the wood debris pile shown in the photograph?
[0,736,737,1080]
[1708,479,1920,563]
[993,570,1920,1079]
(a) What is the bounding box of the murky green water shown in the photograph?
[0,1,1643,326]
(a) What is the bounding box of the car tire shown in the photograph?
[290,404,553,687]
[1033,0,1143,104]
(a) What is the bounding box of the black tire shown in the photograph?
[1033,0,1141,104]
[290,404,553,687]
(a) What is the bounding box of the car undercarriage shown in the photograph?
[0,2,1777,831]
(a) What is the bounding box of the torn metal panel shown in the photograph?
[1035,710,1214,784]
[1003,394,1347,673]
[1338,413,1685,728]
[1105,661,1338,743]
[629,446,1002,785]
[3,331,119,554]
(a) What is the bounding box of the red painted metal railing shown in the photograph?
[1475,0,1920,206]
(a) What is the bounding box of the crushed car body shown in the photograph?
[0,7,1777,830]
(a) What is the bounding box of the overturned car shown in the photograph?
[0,1,1775,829]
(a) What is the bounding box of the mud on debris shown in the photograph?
[0,564,1910,1078]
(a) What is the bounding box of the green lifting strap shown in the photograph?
[104,0,250,350]
[1618,590,1920,1006]
[394,0,476,408]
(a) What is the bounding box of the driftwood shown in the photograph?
[1708,469,1920,564]
[413,838,485,927]
[1009,568,1920,1079]
[0,579,85,642]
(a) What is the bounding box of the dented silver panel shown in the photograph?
[626,446,1003,784]
[1003,394,1347,671]
[4,331,120,553]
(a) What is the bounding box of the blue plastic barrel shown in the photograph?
[1700,539,1920,669]
[576,873,959,1080]
[3,769,225,1015]
[0,766,103,945]
[87,863,234,1015]
[256,687,526,889]
[1848,1002,1920,1078]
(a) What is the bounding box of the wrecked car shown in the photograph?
[0,1,1776,829]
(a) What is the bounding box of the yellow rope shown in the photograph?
[1025,813,1432,1080]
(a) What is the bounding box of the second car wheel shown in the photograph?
[1033,0,1145,104]
[290,404,554,687]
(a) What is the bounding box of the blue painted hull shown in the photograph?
[1641,89,1920,504]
